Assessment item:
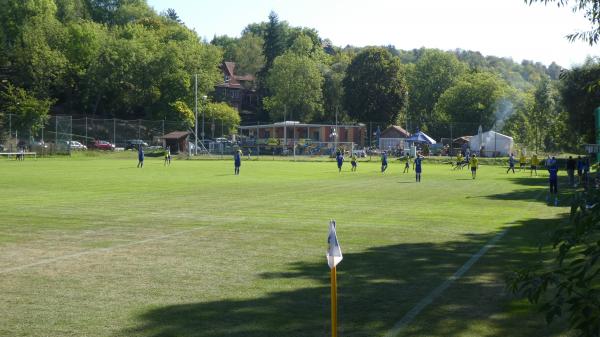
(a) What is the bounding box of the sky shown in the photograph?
[146,0,599,68]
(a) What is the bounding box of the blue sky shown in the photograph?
[146,0,598,68]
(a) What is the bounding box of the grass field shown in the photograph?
[0,155,572,337]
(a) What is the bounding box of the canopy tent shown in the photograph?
[406,131,436,145]
[469,130,514,156]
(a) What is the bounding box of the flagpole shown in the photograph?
[331,266,338,337]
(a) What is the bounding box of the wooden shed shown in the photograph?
[161,131,190,154]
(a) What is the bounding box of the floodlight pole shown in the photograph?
[194,74,198,155]
[202,95,207,142]
[284,105,287,154]
[335,106,338,152]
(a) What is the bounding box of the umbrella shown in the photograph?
[406,131,436,145]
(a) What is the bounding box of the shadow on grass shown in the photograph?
[119,214,571,336]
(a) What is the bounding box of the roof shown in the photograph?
[218,62,255,89]
[161,131,190,140]
[239,122,366,129]
[453,136,472,144]
[381,125,410,138]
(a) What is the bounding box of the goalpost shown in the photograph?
[292,141,355,158]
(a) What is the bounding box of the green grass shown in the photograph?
[0,155,572,337]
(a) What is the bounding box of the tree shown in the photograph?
[434,71,508,138]
[343,47,408,125]
[407,49,467,133]
[163,8,181,23]
[322,55,350,123]
[204,102,241,135]
[262,11,286,71]
[509,189,600,337]
[559,58,600,146]
[0,83,54,137]
[525,0,600,45]
[531,77,556,152]
[232,33,265,76]
[264,43,324,122]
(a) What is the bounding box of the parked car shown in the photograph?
[67,140,87,150]
[352,149,367,158]
[124,139,148,150]
[91,140,115,151]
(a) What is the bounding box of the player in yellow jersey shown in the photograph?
[469,154,479,179]
[531,154,539,176]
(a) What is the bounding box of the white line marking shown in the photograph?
[385,190,545,337]
[0,227,205,275]
[384,229,509,337]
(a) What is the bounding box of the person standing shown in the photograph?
[164,147,171,166]
[519,152,527,171]
[350,153,357,172]
[469,154,479,179]
[336,151,344,173]
[576,156,583,186]
[403,155,411,173]
[137,144,144,168]
[234,149,242,175]
[414,154,423,182]
[548,157,559,206]
[507,153,516,173]
[381,151,388,173]
[566,156,576,187]
[531,154,539,176]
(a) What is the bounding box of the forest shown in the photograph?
[1,0,599,151]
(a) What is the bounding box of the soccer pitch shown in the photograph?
[0,156,569,337]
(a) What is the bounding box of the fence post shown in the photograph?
[113,118,116,145]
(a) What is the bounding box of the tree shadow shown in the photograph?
[119,215,571,337]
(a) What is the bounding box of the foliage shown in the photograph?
[559,58,600,146]
[434,71,508,138]
[168,100,194,127]
[0,83,54,135]
[525,0,600,45]
[264,44,324,122]
[232,33,265,76]
[343,47,408,125]
[203,101,241,134]
[407,49,467,133]
[509,189,600,336]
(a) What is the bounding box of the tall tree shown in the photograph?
[434,71,508,138]
[232,33,265,76]
[559,57,600,145]
[525,0,600,45]
[407,49,467,132]
[342,47,408,125]
[264,38,324,123]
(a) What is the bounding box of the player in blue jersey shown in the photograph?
[381,151,388,173]
[234,149,241,175]
[547,156,558,206]
[414,153,423,182]
[336,151,344,173]
[137,144,144,168]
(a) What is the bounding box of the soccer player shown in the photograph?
[576,156,583,186]
[531,154,539,176]
[547,156,559,206]
[164,147,171,166]
[350,153,357,172]
[456,152,464,169]
[234,149,241,175]
[469,154,479,179]
[137,144,144,168]
[566,156,576,187]
[507,153,515,173]
[414,154,423,182]
[381,151,388,173]
[336,151,344,173]
[519,152,527,171]
[403,155,411,173]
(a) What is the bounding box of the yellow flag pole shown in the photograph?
[331,266,338,337]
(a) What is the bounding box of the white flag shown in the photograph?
[327,220,343,269]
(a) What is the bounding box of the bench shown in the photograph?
[0,152,37,160]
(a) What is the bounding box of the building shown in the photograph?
[379,125,411,150]
[238,121,366,147]
[160,131,190,154]
[214,62,258,121]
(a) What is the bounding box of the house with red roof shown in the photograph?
[214,62,258,119]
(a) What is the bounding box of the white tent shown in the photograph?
[469,130,514,156]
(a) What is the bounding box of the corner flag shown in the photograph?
[327,220,343,269]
